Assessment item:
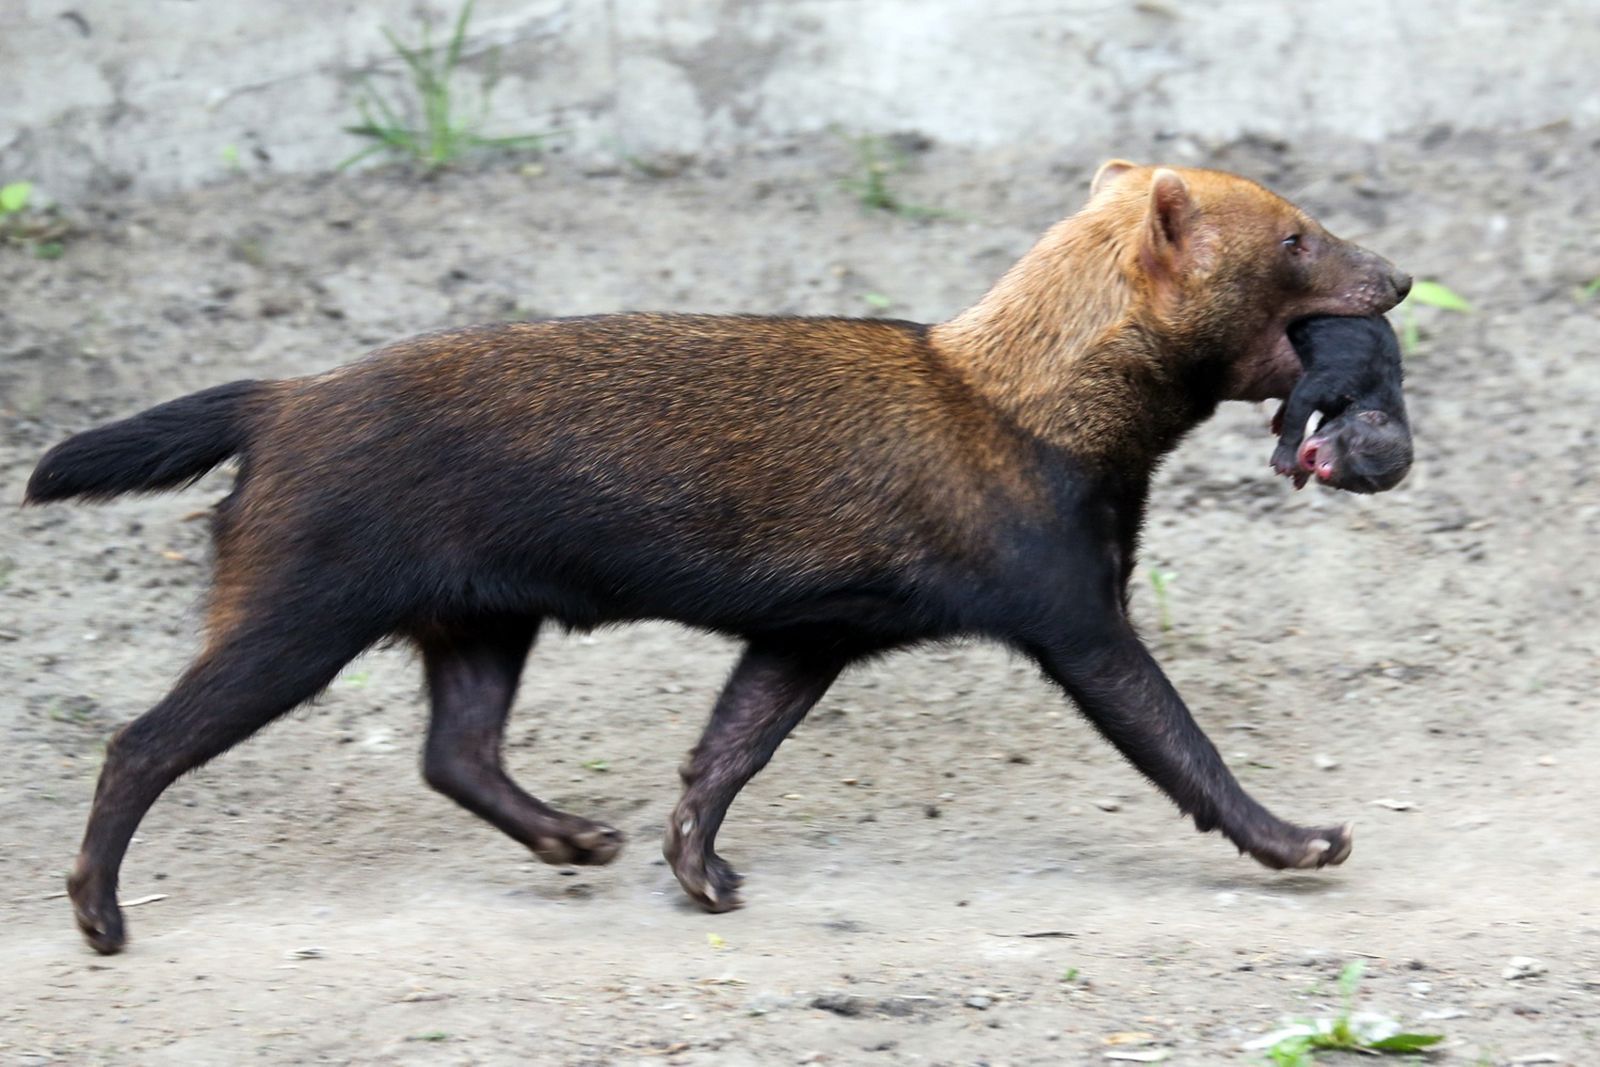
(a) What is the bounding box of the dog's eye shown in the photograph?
[1281,234,1303,251]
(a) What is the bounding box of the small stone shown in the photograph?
[1094,798,1121,812]
[1503,956,1547,980]
[811,992,864,1017]
[1312,753,1339,771]
[744,992,794,1016]
[964,994,993,1010]
[875,996,924,1017]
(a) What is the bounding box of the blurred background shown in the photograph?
[2,3,1598,1065]
[2,1,1597,194]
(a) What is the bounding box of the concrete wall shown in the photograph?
[4,0,1598,197]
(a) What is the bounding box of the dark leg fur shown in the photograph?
[1270,389,1321,480]
[68,616,376,954]
[1036,629,1352,870]
[419,618,623,867]
[665,640,852,912]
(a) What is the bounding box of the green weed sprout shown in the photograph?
[1258,961,1443,1064]
[342,0,547,170]
[839,134,951,219]
[1,181,32,217]
[1,180,68,258]
[1147,567,1177,632]
[1397,279,1472,354]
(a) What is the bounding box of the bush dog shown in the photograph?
[28,160,1411,954]
[1270,314,1413,492]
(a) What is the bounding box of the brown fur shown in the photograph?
[27,162,1410,954]
[934,163,1405,464]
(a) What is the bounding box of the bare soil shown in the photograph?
[2,128,1598,1065]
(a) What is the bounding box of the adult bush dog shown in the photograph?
[28,161,1411,954]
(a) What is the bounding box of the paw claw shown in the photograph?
[1240,821,1355,872]
[665,821,744,912]
[532,821,624,867]
[1295,838,1331,868]
[573,826,620,850]
[71,900,126,955]
[1327,822,1355,865]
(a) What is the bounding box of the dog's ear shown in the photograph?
[1090,159,1138,198]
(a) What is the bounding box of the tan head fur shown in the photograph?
[932,161,1410,469]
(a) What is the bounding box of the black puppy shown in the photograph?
[1271,315,1413,493]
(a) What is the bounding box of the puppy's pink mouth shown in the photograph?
[1297,437,1337,486]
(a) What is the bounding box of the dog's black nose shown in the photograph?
[1391,271,1413,301]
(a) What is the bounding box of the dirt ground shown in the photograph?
[2,127,1598,1065]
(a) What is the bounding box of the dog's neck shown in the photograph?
[930,211,1213,472]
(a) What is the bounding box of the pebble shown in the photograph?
[1312,753,1339,770]
[964,994,994,1010]
[744,992,795,1016]
[811,992,863,1016]
[1503,956,1547,980]
[1094,798,1121,812]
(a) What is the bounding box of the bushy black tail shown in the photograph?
[25,380,265,504]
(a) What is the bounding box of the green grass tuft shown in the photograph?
[1262,961,1444,1064]
[341,0,549,171]
[838,134,954,219]
[1396,278,1472,354]
[1147,568,1177,633]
